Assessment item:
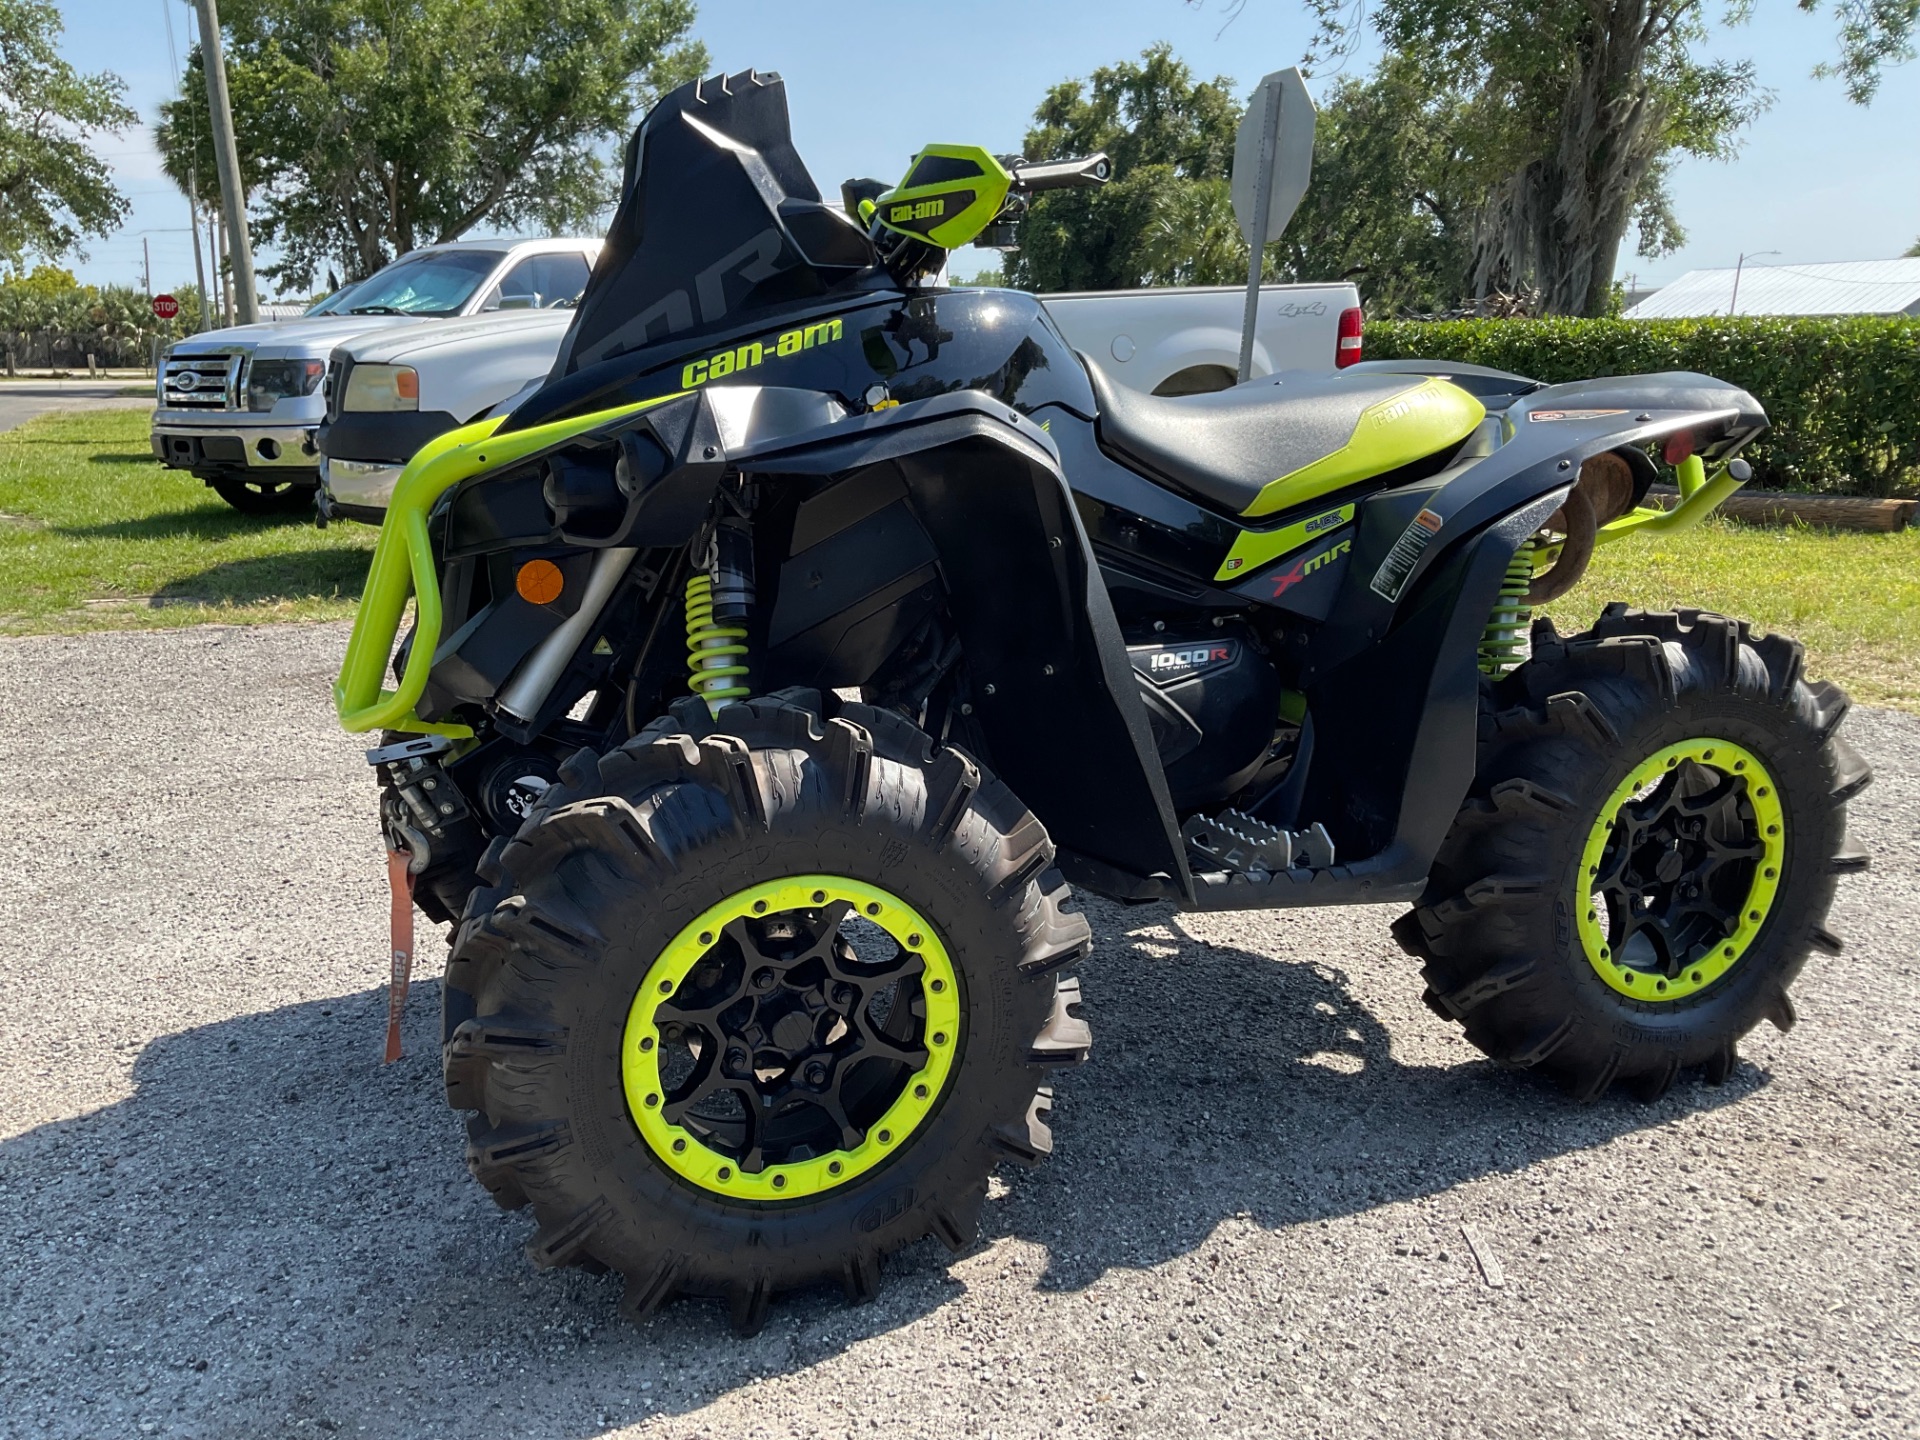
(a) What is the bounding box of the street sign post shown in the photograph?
[1232,68,1316,383]
[152,294,181,321]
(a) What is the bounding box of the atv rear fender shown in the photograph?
[1216,370,1771,911]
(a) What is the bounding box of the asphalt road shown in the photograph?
[0,622,1913,1440]
[0,381,154,434]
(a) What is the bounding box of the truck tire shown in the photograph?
[211,475,313,514]
[1395,606,1870,1102]
[441,689,1092,1333]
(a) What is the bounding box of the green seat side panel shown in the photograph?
[1242,378,1486,518]
[1214,501,1355,581]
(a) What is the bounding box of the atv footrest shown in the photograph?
[1182,809,1334,880]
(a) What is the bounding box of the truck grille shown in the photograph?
[161,353,242,410]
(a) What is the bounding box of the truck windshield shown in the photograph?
[310,250,506,318]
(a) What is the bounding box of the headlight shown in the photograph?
[245,358,327,411]
[342,363,419,413]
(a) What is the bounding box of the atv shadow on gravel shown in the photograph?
[0,906,1758,1438]
[1001,897,1763,1295]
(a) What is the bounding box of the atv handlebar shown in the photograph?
[1007,153,1112,194]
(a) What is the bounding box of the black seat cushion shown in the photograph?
[1085,362,1446,517]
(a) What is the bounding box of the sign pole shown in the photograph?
[1236,83,1281,385]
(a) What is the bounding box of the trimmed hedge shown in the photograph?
[1364,316,1920,497]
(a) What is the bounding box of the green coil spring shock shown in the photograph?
[685,523,754,712]
[1478,539,1537,676]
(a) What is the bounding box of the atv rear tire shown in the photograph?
[441,690,1092,1332]
[1395,607,1870,1102]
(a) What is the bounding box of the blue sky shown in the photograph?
[55,0,1920,298]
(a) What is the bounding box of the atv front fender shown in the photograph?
[733,392,1193,895]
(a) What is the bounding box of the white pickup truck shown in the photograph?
[316,279,1364,520]
[150,237,600,511]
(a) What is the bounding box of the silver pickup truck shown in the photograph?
[150,238,599,511]
[316,279,1365,521]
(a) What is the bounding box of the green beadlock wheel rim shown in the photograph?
[1577,738,1785,1001]
[621,875,961,1201]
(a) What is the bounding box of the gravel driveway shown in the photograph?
[1,622,1913,1440]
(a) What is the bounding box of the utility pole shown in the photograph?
[1728,250,1779,317]
[215,218,231,326]
[193,0,259,324]
[143,236,152,296]
[189,191,209,333]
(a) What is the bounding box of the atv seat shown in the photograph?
[1085,362,1486,518]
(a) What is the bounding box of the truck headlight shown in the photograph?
[342,364,419,413]
[246,358,327,411]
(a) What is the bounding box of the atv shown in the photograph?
[335,71,1870,1334]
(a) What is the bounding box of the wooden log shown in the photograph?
[1647,486,1916,533]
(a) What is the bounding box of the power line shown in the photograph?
[1717,261,1920,289]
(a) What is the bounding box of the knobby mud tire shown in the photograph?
[1395,606,1870,1102]
[439,689,1092,1333]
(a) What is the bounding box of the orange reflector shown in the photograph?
[394,368,419,401]
[516,558,564,605]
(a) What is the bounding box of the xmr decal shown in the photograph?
[1129,640,1240,687]
[681,317,845,388]
[1269,538,1351,598]
[1369,508,1444,602]
[1214,502,1355,580]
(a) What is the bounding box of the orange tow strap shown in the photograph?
[384,849,416,1063]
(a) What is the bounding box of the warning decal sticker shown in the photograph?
[1369,507,1444,602]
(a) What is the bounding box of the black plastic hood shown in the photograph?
[549,69,880,381]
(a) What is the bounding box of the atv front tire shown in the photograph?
[442,691,1092,1332]
[1396,607,1870,1102]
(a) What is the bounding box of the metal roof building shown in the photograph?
[1623,258,1920,319]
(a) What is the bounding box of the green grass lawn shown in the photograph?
[0,407,374,632]
[3,407,1915,712]
[1539,519,1920,712]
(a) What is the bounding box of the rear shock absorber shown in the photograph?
[1478,539,1536,676]
[686,520,754,713]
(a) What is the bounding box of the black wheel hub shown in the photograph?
[654,902,929,1173]
[1593,758,1766,980]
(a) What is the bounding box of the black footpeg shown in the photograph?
[1182,809,1335,878]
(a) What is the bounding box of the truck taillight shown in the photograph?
[1335,306,1363,368]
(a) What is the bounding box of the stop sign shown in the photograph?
[152,293,180,320]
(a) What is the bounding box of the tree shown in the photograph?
[1271,51,1482,314]
[1004,44,1486,314]
[155,0,707,287]
[1906,237,1920,258]
[1306,0,1915,315]
[1007,46,1245,291]
[0,1,138,267]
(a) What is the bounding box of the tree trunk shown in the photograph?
[1471,0,1672,315]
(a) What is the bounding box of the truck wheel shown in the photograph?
[441,690,1092,1333]
[211,476,311,514]
[1395,607,1870,1102]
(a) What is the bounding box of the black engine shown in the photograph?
[1125,620,1283,811]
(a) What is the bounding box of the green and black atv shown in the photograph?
[336,71,1870,1333]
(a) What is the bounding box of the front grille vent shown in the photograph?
[161,353,242,410]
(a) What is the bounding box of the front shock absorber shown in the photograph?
[1478,539,1536,676]
[686,520,753,712]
